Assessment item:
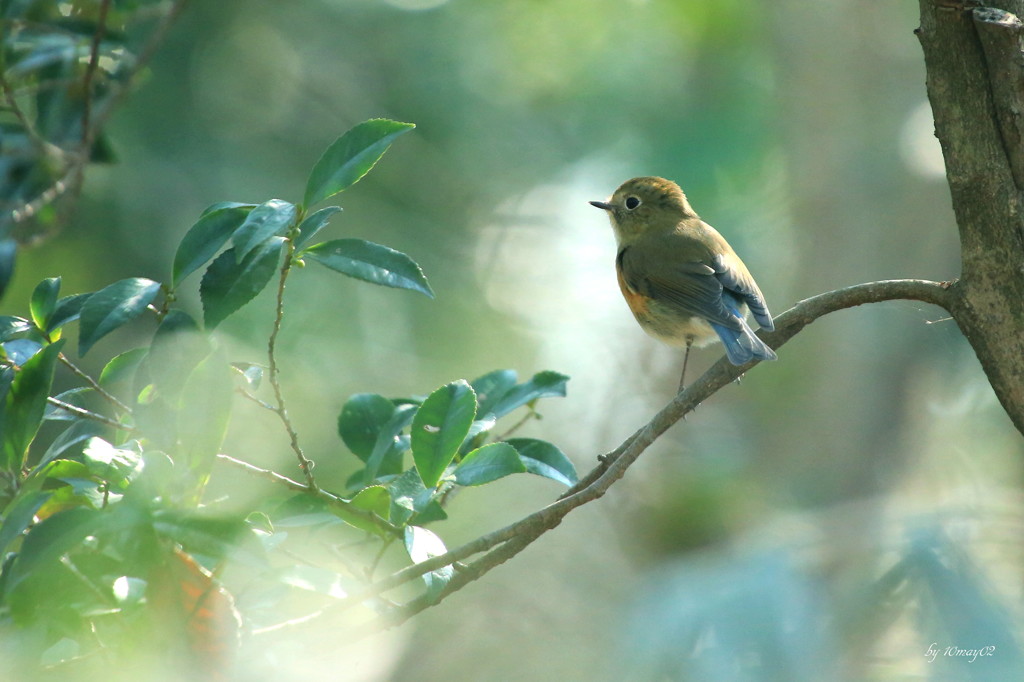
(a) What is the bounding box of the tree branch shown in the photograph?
[320,279,955,630]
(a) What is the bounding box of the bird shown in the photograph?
[590,176,776,391]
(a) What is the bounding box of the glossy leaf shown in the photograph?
[411,380,477,488]
[200,238,285,329]
[172,203,254,287]
[404,525,452,601]
[304,238,433,298]
[46,293,91,333]
[231,199,296,263]
[491,370,570,418]
[30,277,60,330]
[78,278,161,356]
[304,119,415,207]
[2,339,64,473]
[0,490,51,556]
[334,486,391,535]
[0,315,32,342]
[295,206,341,249]
[453,442,525,486]
[99,347,148,388]
[506,438,578,486]
[364,404,417,481]
[338,393,396,460]
[37,420,108,472]
[82,437,143,488]
[472,369,518,416]
[2,338,42,364]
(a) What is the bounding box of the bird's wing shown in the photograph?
[618,243,744,331]
[710,252,774,331]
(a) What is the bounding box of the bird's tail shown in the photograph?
[710,319,777,365]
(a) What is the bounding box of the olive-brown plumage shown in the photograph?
[590,177,775,386]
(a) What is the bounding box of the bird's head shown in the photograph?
[590,176,698,243]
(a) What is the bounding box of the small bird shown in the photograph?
[590,176,776,390]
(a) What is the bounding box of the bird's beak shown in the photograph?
[589,200,613,211]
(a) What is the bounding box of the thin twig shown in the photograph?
[266,238,318,490]
[0,72,49,153]
[235,387,277,412]
[80,0,113,146]
[46,396,132,432]
[58,353,131,414]
[493,406,537,441]
[215,453,399,538]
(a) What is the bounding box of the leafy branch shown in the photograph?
[302,278,956,633]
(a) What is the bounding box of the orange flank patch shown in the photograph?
[616,267,649,317]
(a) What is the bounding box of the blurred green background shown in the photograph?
[4,0,1022,679]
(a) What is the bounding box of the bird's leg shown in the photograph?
[677,337,694,393]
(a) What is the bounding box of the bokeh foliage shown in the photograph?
[2,1,1023,681]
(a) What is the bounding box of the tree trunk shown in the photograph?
[917,0,1024,436]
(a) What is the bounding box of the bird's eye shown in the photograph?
[624,196,641,210]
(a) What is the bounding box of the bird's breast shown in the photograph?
[615,268,718,348]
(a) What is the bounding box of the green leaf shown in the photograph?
[0,315,32,342]
[98,347,148,388]
[30,277,60,330]
[364,404,416,481]
[200,238,285,329]
[78,278,161,356]
[472,369,518,416]
[404,525,452,602]
[338,393,397,460]
[491,370,570,418]
[81,437,143,488]
[4,507,100,595]
[386,467,427,526]
[303,119,415,207]
[304,238,433,298]
[453,442,525,486]
[411,380,477,488]
[46,293,91,334]
[172,203,254,287]
[37,420,108,472]
[0,490,51,556]
[334,485,392,535]
[2,339,64,473]
[231,199,296,263]
[177,347,234,473]
[295,206,341,249]
[147,310,211,403]
[506,438,578,486]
